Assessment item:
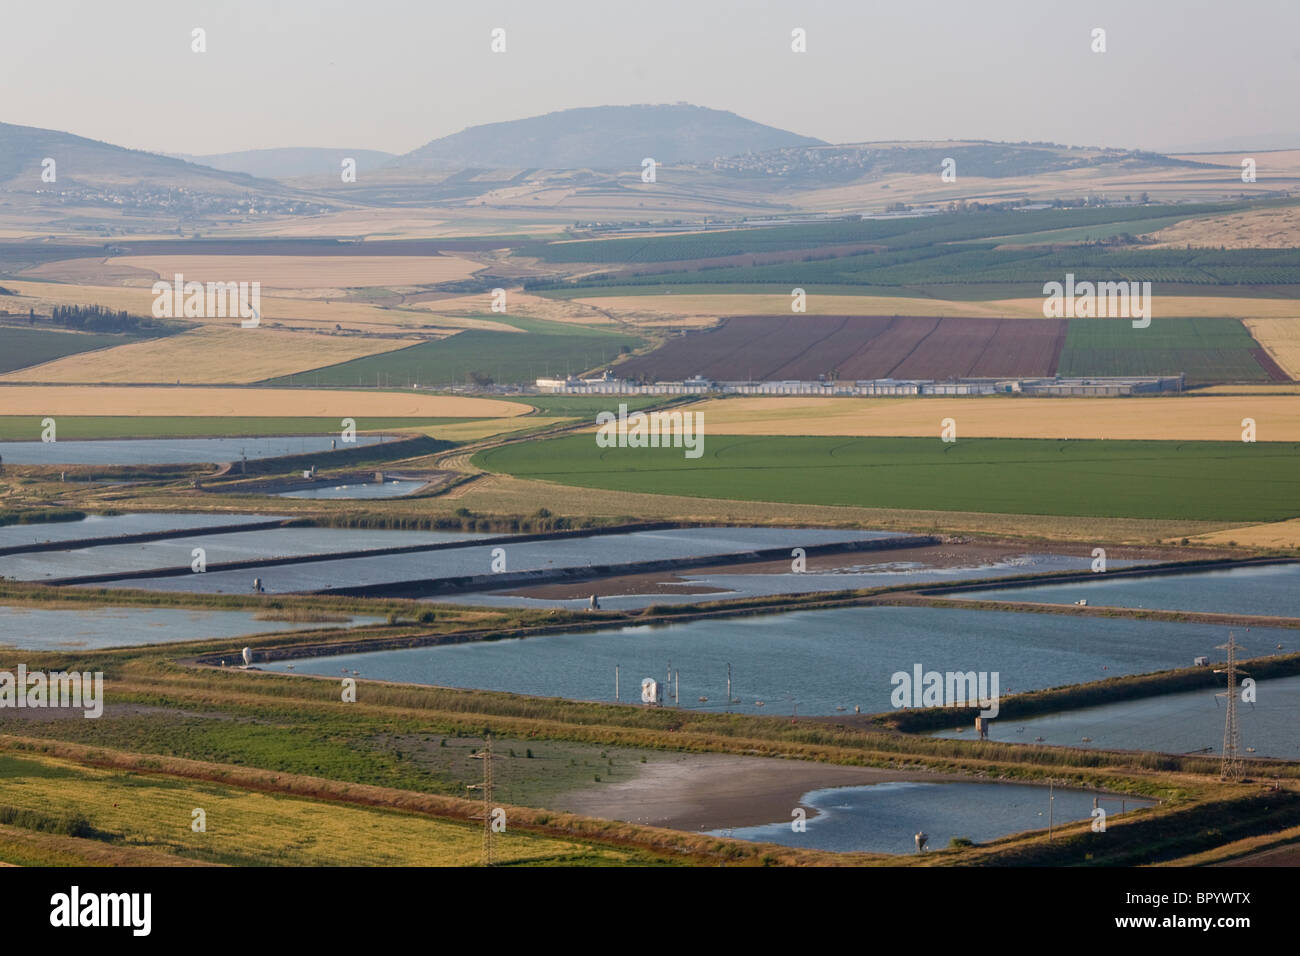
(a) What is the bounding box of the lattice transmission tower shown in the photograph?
[1215,634,1248,782]
[467,736,495,865]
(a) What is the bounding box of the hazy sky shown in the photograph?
[3,0,1297,155]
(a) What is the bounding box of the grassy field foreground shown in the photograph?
[0,751,632,867]
[475,435,1300,522]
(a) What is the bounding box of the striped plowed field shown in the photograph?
[616,314,1064,381]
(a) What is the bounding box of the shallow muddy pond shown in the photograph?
[711,780,1153,854]
[277,479,427,499]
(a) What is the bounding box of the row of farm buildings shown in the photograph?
[534,375,1186,397]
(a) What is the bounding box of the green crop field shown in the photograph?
[528,244,1300,295]
[521,202,1264,264]
[523,200,1300,305]
[0,327,155,374]
[0,416,463,441]
[1058,317,1275,382]
[475,434,1300,521]
[262,317,645,387]
[957,214,1209,246]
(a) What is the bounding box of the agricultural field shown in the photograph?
[521,203,1300,303]
[1185,517,1300,549]
[1056,317,1288,383]
[0,385,527,418]
[975,214,1209,246]
[534,244,1300,294]
[1244,318,1300,379]
[474,434,1300,521]
[263,317,645,387]
[615,315,1065,381]
[500,394,668,418]
[0,280,490,335]
[24,254,483,290]
[0,326,162,374]
[411,290,618,327]
[613,314,1283,384]
[0,326,424,384]
[0,752,635,867]
[1145,204,1300,249]
[675,395,1300,442]
[521,203,1262,265]
[567,289,1300,319]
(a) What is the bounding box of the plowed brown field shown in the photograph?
[616,315,1065,381]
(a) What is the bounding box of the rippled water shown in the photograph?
[0,605,383,651]
[259,605,1294,715]
[0,434,390,465]
[460,553,1143,610]
[97,527,895,595]
[0,512,281,548]
[0,527,490,581]
[935,674,1300,760]
[965,564,1300,618]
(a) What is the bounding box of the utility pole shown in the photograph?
[1216,633,1247,782]
[467,736,494,866]
[1048,780,1055,840]
[727,662,732,713]
[615,664,619,702]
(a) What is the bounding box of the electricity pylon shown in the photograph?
[467,736,495,865]
[1215,634,1247,782]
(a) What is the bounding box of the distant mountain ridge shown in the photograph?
[0,121,280,193]
[396,103,827,169]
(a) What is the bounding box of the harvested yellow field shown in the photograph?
[0,752,612,867]
[0,385,527,418]
[0,280,463,334]
[1184,518,1300,550]
[577,294,1040,323]
[578,293,1300,323]
[682,395,1300,441]
[1144,204,1300,249]
[17,256,156,285]
[1197,384,1300,395]
[1169,149,1300,170]
[103,254,480,289]
[789,152,1300,211]
[198,207,565,239]
[995,295,1300,321]
[0,326,421,385]
[418,290,616,326]
[426,416,568,442]
[1243,318,1300,378]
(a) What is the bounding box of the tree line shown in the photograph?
[50,304,154,333]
